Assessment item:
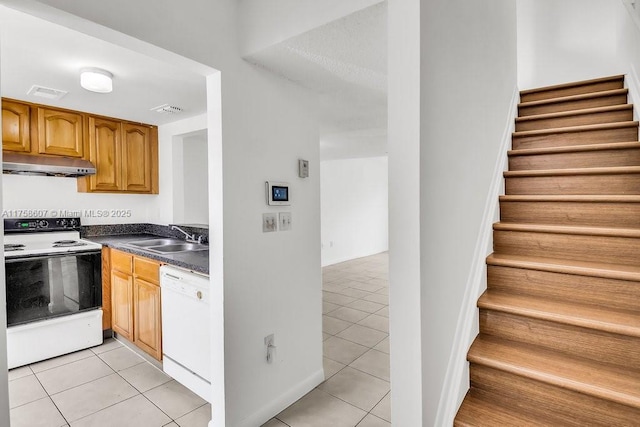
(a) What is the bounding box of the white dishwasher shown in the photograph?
[160,265,211,402]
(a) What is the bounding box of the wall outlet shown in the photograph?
[264,334,276,363]
[279,212,292,231]
[262,213,277,232]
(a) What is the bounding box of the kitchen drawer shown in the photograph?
[111,249,133,274]
[134,256,160,284]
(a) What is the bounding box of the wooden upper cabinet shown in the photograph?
[36,107,84,158]
[78,119,158,194]
[2,98,158,195]
[123,123,152,193]
[2,100,31,153]
[86,117,122,192]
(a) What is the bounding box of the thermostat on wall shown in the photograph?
[266,181,290,206]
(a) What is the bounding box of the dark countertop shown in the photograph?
[85,233,209,275]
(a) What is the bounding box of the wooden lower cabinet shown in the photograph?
[111,270,134,340]
[109,248,162,360]
[133,277,162,360]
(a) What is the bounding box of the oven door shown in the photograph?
[5,250,102,327]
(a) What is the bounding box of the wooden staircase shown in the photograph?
[455,75,640,426]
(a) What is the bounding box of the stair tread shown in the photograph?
[518,88,629,108]
[479,290,640,337]
[499,194,640,203]
[515,104,633,123]
[493,221,640,237]
[487,253,640,282]
[520,75,625,96]
[455,393,547,427]
[508,141,640,157]
[468,336,640,408]
[513,121,638,138]
[504,165,640,177]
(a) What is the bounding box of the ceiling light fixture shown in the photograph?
[80,67,113,93]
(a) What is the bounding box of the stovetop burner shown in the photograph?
[3,217,102,258]
[52,240,87,248]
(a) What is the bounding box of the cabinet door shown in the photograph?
[2,100,31,152]
[122,123,153,193]
[133,278,162,360]
[102,248,112,331]
[111,270,134,340]
[87,117,122,191]
[37,107,84,157]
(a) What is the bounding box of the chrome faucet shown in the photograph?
[171,225,203,244]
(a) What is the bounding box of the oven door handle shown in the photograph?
[5,250,101,263]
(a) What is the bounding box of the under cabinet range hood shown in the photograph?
[3,152,96,177]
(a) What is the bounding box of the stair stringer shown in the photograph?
[434,86,519,426]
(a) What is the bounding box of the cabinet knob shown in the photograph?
[197,290,203,300]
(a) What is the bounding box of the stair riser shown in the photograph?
[505,173,640,195]
[493,229,640,266]
[455,394,542,427]
[509,146,640,170]
[515,108,633,132]
[487,265,640,312]
[512,126,638,150]
[469,364,640,426]
[519,93,628,117]
[520,79,625,103]
[499,200,640,228]
[480,310,640,370]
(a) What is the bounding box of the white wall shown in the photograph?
[616,0,640,107]
[517,0,621,89]
[389,0,518,425]
[320,156,388,266]
[171,129,209,226]
[16,1,324,426]
[159,114,209,226]
[2,175,161,224]
[387,0,422,425]
[182,135,208,225]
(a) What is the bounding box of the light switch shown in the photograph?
[279,212,292,231]
[298,159,309,178]
[262,213,277,232]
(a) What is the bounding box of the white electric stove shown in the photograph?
[4,218,104,368]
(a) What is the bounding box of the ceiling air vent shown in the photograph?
[151,104,183,114]
[27,85,68,100]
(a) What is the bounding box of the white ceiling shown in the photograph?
[0,6,207,126]
[245,1,387,160]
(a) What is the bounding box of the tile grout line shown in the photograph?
[317,253,391,426]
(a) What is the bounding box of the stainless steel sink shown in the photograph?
[127,238,184,247]
[124,238,208,254]
[148,243,208,253]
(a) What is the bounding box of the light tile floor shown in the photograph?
[264,252,391,427]
[8,338,210,427]
[9,252,389,427]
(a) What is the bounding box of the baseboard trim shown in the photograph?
[434,85,519,426]
[234,369,325,427]
[322,248,389,267]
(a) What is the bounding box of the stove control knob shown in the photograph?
[38,220,49,228]
[59,219,68,227]
[69,219,78,227]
